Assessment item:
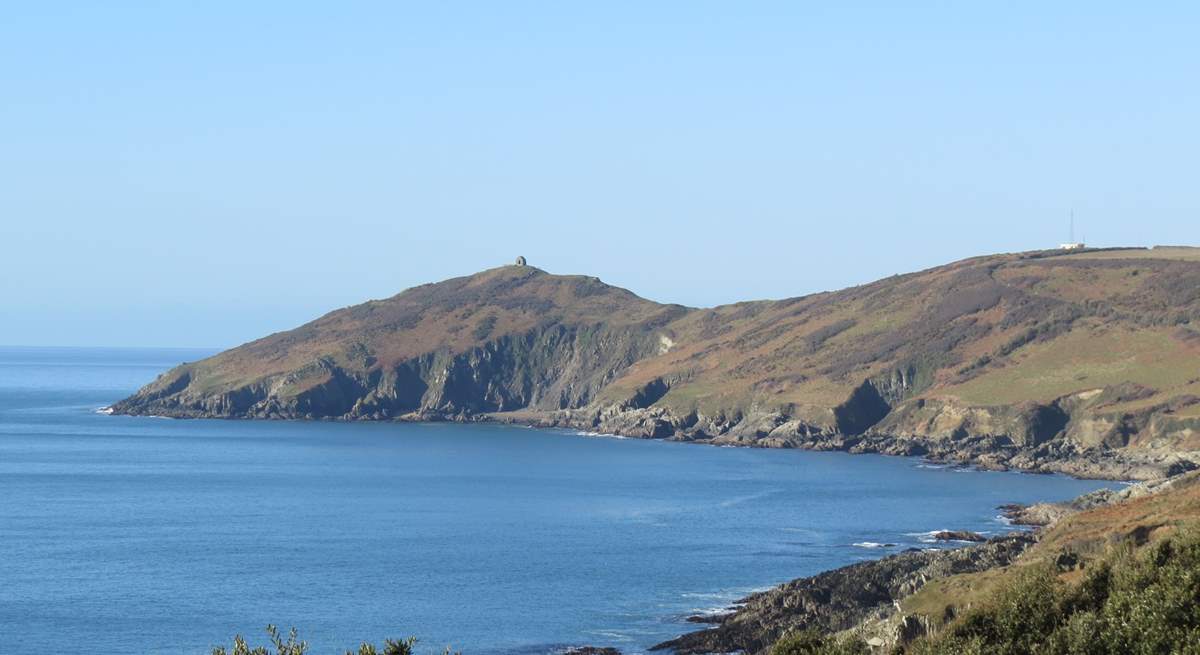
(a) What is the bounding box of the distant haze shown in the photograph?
[1,3,1196,348]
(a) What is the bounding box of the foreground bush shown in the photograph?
[905,527,1200,654]
[211,626,431,655]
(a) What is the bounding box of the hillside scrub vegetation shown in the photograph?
[764,525,1200,655]
[906,526,1200,654]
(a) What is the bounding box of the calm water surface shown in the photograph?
[0,347,1119,654]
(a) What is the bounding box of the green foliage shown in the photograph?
[212,625,307,655]
[211,627,435,655]
[346,636,421,655]
[905,528,1200,655]
[385,637,420,655]
[770,628,868,655]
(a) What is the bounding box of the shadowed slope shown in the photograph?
[113,265,688,418]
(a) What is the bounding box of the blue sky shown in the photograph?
[1,2,1197,347]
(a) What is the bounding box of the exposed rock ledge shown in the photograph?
[998,472,1190,526]
[490,404,1199,482]
[111,391,1199,481]
[110,361,1200,482]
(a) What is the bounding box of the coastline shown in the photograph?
[647,472,1192,654]
[107,404,1189,483]
[650,532,1040,655]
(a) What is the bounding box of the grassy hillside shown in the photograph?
[885,472,1200,654]
[113,247,1200,477]
[610,246,1200,415]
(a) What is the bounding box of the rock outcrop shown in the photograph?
[931,530,987,542]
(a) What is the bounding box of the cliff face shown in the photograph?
[113,265,684,420]
[125,322,670,419]
[113,247,1200,479]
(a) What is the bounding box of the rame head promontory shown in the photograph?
[112,246,1200,481]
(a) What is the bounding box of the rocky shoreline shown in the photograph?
[651,534,1038,655]
[110,401,1198,482]
[488,406,1196,482]
[645,472,1193,654]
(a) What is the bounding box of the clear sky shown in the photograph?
[2,2,1197,348]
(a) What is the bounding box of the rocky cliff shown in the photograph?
[113,247,1200,479]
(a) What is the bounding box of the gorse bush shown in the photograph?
[769,628,868,655]
[211,625,308,655]
[344,636,420,655]
[211,627,449,655]
[904,527,1200,655]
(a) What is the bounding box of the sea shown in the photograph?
[0,346,1119,654]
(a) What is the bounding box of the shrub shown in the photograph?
[212,625,307,655]
[903,527,1200,654]
[211,628,438,655]
[770,628,868,655]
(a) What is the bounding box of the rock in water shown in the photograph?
[932,530,987,542]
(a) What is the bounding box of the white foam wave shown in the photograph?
[574,430,627,439]
[904,530,948,543]
[680,591,735,600]
[681,587,764,604]
[95,406,114,415]
[852,542,895,549]
[581,629,636,641]
[691,605,737,617]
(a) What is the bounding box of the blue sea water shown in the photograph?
[0,347,1119,655]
